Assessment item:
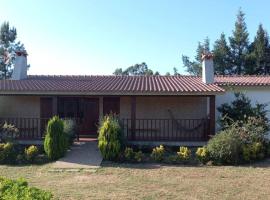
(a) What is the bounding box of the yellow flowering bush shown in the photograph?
[151,145,165,161]
[25,145,39,162]
[196,147,209,163]
[177,146,191,161]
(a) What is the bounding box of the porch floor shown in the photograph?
[52,140,102,169]
[128,141,207,147]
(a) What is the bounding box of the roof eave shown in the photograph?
[0,90,225,96]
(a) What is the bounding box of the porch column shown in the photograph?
[209,95,215,136]
[131,96,136,140]
[52,96,58,116]
[99,96,103,120]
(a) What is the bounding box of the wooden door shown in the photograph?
[79,98,99,136]
[103,97,120,116]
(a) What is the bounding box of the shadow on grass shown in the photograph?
[101,158,270,170]
[101,160,204,169]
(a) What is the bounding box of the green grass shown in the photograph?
[1,161,270,200]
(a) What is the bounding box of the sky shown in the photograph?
[1,0,270,75]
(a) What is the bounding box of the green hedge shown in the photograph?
[44,116,67,160]
[0,177,52,200]
[98,115,123,161]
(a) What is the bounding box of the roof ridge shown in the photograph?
[215,75,270,77]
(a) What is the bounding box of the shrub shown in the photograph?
[0,142,16,164]
[167,155,179,164]
[218,92,269,130]
[24,145,39,162]
[44,116,67,160]
[151,145,165,162]
[124,147,143,162]
[267,143,270,157]
[98,115,123,161]
[196,147,209,164]
[124,147,135,161]
[236,117,268,144]
[177,146,191,161]
[206,126,242,165]
[206,116,269,165]
[134,151,143,162]
[63,119,77,147]
[0,122,19,143]
[242,142,265,161]
[0,177,52,200]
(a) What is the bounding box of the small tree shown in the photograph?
[217,92,268,129]
[98,114,123,160]
[44,116,67,160]
[0,22,26,79]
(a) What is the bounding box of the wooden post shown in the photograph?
[52,96,58,116]
[131,96,136,140]
[209,95,215,137]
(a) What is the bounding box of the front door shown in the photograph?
[79,98,99,136]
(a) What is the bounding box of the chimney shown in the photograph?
[202,53,214,84]
[12,51,28,80]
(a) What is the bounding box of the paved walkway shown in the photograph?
[52,140,103,169]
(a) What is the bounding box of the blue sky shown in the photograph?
[1,0,270,75]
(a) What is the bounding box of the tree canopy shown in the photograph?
[113,62,160,75]
[181,9,270,76]
[0,22,26,79]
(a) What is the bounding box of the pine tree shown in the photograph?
[213,33,231,74]
[0,22,26,79]
[229,9,249,74]
[249,24,270,74]
[182,37,210,76]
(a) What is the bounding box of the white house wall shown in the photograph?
[216,86,270,131]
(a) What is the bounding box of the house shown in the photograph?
[0,51,269,146]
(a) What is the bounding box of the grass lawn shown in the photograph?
[0,161,270,200]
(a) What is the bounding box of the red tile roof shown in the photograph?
[1,75,269,95]
[0,75,224,95]
[215,75,270,86]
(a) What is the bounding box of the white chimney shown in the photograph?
[202,53,214,84]
[12,51,28,80]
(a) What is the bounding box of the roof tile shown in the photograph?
[0,75,225,95]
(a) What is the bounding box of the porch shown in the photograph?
[0,95,215,144]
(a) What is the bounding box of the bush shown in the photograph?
[124,147,143,162]
[134,151,143,162]
[206,116,269,165]
[0,142,16,164]
[44,116,67,160]
[218,92,269,130]
[196,147,209,164]
[177,146,191,161]
[167,155,179,163]
[206,125,242,165]
[0,177,52,200]
[151,145,165,162]
[124,147,135,161]
[0,122,19,143]
[242,142,265,162]
[236,117,268,144]
[24,145,39,162]
[267,143,270,157]
[63,119,77,147]
[98,115,123,161]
